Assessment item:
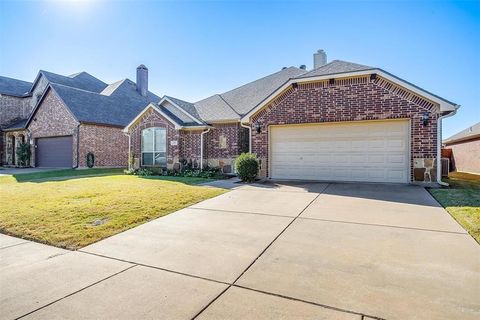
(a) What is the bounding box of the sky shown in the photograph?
[0,0,478,138]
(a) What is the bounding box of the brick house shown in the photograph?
[125,50,458,184]
[0,76,34,166]
[0,65,159,168]
[443,123,479,174]
[1,50,458,184]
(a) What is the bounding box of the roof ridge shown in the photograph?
[166,95,193,104]
[194,66,306,104]
[217,93,241,117]
[50,82,105,95]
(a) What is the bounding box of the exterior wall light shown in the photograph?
[421,112,430,126]
[255,123,262,133]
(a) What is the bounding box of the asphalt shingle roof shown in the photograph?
[444,122,480,144]
[194,94,240,122]
[161,100,199,126]
[218,66,306,116]
[51,79,160,127]
[164,66,307,123]
[165,96,202,122]
[4,118,28,131]
[40,71,108,93]
[0,76,32,97]
[295,60,374,78]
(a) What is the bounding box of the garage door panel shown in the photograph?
[270,121,409,183]
[36,136,73,168]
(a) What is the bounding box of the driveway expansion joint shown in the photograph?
[0,241,29,250]
[15,264,137,320]
[191,183,329,320]
[188,206,296,219]
[297,216,469,235]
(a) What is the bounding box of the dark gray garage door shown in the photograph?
[36,136,73,167]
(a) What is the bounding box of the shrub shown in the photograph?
[15,142,31,167]
[137,168,153,176]
[235,153,259,182]
[86,152,95,168]
[124,165,225,179]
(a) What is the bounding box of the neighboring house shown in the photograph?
[0,65,159,168]
[0,76,34,166]
[443,122,480,174]
[125,50,458,184]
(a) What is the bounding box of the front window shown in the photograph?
[141,127,166,166]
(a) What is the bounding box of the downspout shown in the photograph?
[26,128,32,167]
[200,128,211,171]
[436,108,458,186]
[74,123,80,168]
[126,132,131,170]
[240,122,252,153]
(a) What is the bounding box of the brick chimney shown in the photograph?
[313,50,327,69]
[136,64,148,97]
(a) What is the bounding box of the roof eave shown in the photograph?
[161,96,205,125]
[123,103,184,132]
[444,134,480,145]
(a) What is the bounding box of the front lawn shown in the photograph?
[0,169,226,249]
[429,172,480,244]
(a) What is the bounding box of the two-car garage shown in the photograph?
[35,136,73,168]
[269,120,410,183]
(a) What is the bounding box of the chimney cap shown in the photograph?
[137,64,148,70]
[299,65,307,70]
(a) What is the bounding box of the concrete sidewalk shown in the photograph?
[1,182,479,319]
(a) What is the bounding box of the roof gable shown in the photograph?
[33,70,108,93]
[32,80,160,127]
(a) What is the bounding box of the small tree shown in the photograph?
[235,153,259,182]
[16,142,31,167]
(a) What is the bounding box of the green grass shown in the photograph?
[0,169,226,249]
[429,172,480,244]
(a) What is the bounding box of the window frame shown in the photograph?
[141,127,167,167]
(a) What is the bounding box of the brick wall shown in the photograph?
[78,124,128,167]
[250,75,440,182]
[28,88,79,167]
[0,94,32,165]
[203,123,249,173]
[179,130,202,166]
[447,138,480,174]
[128,108,180,169]
[0,95,32,128]
[127,108,249,173]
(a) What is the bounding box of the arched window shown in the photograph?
[141,127,166,166]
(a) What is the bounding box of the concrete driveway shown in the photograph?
[1,182,479,319]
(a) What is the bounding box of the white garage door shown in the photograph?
[270,120,410,183]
